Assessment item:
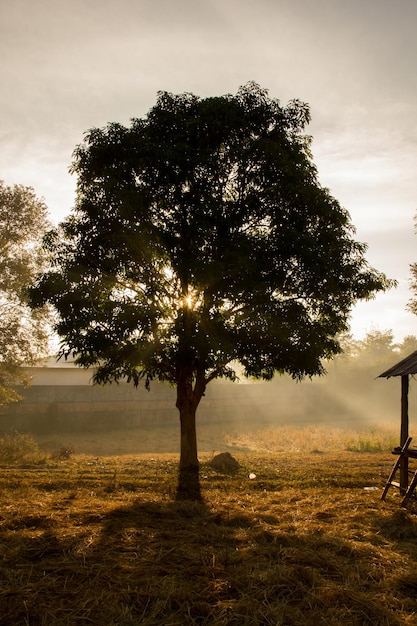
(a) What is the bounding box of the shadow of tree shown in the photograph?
[2,498,417,625]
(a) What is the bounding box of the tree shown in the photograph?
[398,335,417,359]
[409,215,417,325]
[31,83,392,497]
[0,181,51,406]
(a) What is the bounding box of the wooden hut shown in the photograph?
[379,350,417,491]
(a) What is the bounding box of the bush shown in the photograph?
[51,445,75,460]
[0,430,39,463]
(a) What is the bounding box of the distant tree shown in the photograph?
[398,335,417,358]
[359,329,398,369]
[326,330,417,387]
[409,219,417,327]
[31,83,392,498]
[335,333,362,360]
[0,181,51,406]
[327,329,398,384]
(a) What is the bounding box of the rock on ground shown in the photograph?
[207,452,240,473]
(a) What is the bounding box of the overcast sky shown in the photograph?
[1,0,416,341]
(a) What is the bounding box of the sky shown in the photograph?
[1,0,416,342]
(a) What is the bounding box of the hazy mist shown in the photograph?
[1,331,415,455]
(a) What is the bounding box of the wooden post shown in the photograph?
[400,375,409,492]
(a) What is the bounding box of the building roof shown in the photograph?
[378,350,417,378]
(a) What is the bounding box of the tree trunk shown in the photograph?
[179,401,198,469]
[175,368,205,500]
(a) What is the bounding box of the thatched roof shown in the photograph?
[378,350,417,378]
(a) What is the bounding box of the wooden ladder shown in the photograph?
[381,436,413,502]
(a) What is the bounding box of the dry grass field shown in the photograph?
[1,426,417,625]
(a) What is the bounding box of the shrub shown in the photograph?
[0,430,39,463]
[51,445,75,460]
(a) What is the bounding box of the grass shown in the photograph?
[1,425,417,625]
[223,423,400,454]
[27,421,401,458]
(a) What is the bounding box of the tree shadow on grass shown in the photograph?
[75,502,417,624]
[2,499,417,625]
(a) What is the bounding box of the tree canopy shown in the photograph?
[0,181,51,406]
[31,83,392,494]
